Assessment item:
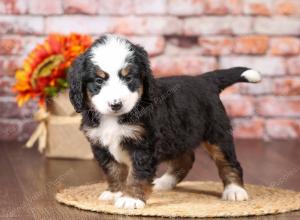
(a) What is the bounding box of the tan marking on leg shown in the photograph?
[203,142,243,187]
[123,167,152,202]
[168,151,195,183]
[106,162,128,192]
[153,151,194,191]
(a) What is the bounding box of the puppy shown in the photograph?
[68,34,261,209]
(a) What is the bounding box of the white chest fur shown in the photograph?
[85,116,143,165]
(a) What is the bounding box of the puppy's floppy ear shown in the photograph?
[133,44,157,101]
[67,52,87,113]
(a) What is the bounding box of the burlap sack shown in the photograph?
[26,90,93,160]
[45,115,93,159]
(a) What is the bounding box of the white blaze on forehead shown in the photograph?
[91,35,132,74]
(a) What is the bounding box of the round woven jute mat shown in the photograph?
[56,181,300,218]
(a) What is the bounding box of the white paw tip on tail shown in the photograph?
[153,174,177,191]
[241,69,262,83]
[222,183,249,201]
[98,191,123,201]
[115,196,145,209]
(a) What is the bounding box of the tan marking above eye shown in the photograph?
[96,70,107,79]
[138,85,144,96]
[121,65,131,77]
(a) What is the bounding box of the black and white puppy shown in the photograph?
[68,34,261,209]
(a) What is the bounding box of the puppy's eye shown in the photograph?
[87,82,99,94]
[125,74,134,82]
[95,77,104,84]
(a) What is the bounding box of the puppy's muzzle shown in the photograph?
[109,100,123,111]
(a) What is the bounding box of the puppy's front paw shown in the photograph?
[115,196,145,209]
[98,191,123,201]
[222,183,249,201]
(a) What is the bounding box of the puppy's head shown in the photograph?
[68,34,155,115]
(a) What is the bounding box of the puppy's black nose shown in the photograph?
[109,100,122,111]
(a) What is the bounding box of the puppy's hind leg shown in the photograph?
[153,150,195,191]
[203,138,249,201]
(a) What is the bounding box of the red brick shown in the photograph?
[257,97,300,117]
[221,95,254,117]
[0,77,14,96]
[135,0,166,14]
[184,16,252,36]
[97,0,133,15]
[29,0,62,14]
[167,0,205,15]
[0,36,22,55]
[271,37,300,56]
[274,0,300,15]
[45,16,115,34]
[254,17,300,35]
[243,0,272,16]
[129,36,166,56]
[220,84,240,98]
[0,16,44,34]
[220,56,286,76]
[19,120,38,141]
[113,16,182,35]
[266,119,300,139]
[204,0,229,15]
[63,0,97,14]
[273,77,300,96]
[198,36,233,55]
[240,79,273,95]
[0,0,27,14]
[234,36,269,55]
[225,0,243,14]
[164,44,202,56]
[151,56,217,77]
[204,0,243,15]
[167,36,198,48]
[20,36,45,56]
[0,98,20,118]
[232,118,265,139]
[0,98,37,118]
[287,57,300,75]
[287,56,300,75]
[0,56,22,77]
[0,36,43,56]
[0,119,19,141]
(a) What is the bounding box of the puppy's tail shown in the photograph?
[201,67,262,92]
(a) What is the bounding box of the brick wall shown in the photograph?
[1,0,300,141]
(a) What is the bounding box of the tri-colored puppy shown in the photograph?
[68,34,261,209]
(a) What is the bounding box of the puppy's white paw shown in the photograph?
[98,191,123,201]
[222,183,249,201]
[115,196,145,209]
[153,174,177,191]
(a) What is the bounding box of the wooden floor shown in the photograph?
[1,140,299,220]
